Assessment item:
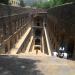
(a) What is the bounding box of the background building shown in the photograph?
[9,0,20,6]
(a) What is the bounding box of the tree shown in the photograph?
[32,0,75,8]
[32,1,50,8]
[0,0,9,5]
[20,0,25,7]
[64,0,75,3]
[48,0,64,7]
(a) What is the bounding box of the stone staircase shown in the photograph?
[19,49,48,56]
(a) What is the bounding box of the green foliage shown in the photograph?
[32,2,50,8]
[0,0,9,4]
[20,0,25,7]
[32,0,75,8]
[32,0,64,8]
[45,0,64,7]
[43,2,51,8]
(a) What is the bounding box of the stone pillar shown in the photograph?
[42,35,44,53]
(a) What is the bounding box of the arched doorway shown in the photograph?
[33,16,43,27]
[35,29,41,37]
[35,38,40,45]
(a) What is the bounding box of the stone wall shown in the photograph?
[0,4,31,54]
[47,2,75,58]
[0,4,31,17]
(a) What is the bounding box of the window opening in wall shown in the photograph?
[37,22,40,26]
[35,38,40,45]
[35,29,41,37]
[12,1,13,3]
[14,1,15,4]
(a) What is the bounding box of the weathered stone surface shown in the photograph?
[0,55,75,75]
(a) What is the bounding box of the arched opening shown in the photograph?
[37,22,40,26]
[35,29,41,37]
[34,16,43,26]
[35,38,40,45]
[36,17,40,26]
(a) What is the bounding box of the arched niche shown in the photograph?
[33,16,43,26]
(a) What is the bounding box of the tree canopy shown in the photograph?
[32,0,75,8]
[20,0,25,7]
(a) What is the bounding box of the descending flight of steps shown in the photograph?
[19,49,48,56]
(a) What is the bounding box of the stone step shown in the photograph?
[19,50,48,56]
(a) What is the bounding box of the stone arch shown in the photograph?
[33,15,43,26]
